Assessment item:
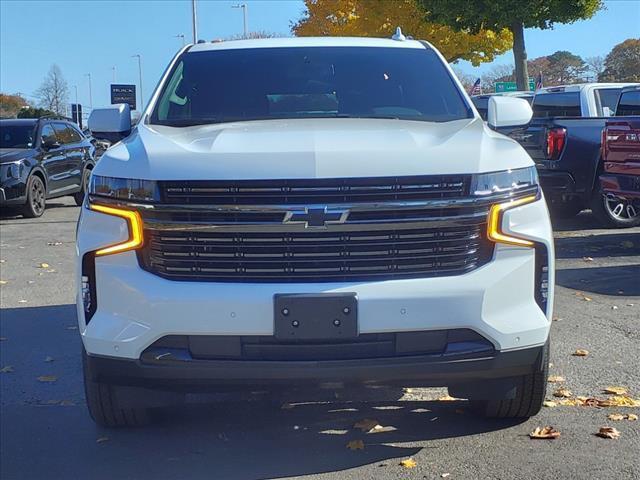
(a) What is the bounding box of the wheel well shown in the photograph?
[31,169,47,192]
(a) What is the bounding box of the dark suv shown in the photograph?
[0,116,96,217]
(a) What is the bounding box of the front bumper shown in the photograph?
[76,197,554,369]
[85,343,545,391]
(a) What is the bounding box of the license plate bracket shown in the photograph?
[274,293,358,341]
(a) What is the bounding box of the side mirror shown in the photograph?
[487,96,533,129]
[42,138,60,150]
[88,103,132,143]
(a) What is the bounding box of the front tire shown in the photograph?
[21,175,46,218]
[74,168,91,206]
[590,190,640,228]
[83,350,150,427]
[471,341,549,419]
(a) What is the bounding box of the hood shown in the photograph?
[93,118,533,180]
[0,148,34,165]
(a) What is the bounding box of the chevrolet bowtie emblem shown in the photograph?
[283,207,350,228]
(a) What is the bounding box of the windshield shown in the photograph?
[0,124,36,149]
[151,46,472,126]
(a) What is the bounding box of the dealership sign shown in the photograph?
[110,84,137,110]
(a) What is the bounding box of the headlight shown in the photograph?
[3,160,25,179]
[471,167,540,248]
[471,166,539,197]
[89,175,159,202]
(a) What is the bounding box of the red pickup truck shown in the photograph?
[597,86,640,228]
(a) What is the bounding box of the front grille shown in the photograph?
[139,223,492,282]
[134,176,497,283]
[160,175,468,205]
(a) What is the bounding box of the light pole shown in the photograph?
[84,73,92,111]
[174,33,185,47]
[191,0,198,43]
[132,54,143,111]
[232,3,248,38]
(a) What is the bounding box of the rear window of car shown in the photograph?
[151,46,473,126]
[616,90,640,116]
[594,88,622,116]
[0,123,36,148]
[532,92,581,117]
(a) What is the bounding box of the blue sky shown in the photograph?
[1,0,638,111]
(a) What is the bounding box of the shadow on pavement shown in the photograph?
[556,264,640,296]
[554,232,640,260]
[1,304,524,480]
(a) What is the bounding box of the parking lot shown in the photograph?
[0,198,639,480]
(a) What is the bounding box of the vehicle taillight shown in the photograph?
[546,127,566,160]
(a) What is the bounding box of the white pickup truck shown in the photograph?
[79,36,554,427]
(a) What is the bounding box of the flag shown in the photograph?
[469,78,481,96]
[535,72,544,90]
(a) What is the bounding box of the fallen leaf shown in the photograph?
[403,387,413,394]
[607,413,625,421]
[399,458,417,469]
[572,349,589,357]
[598,395,640,407]
[553,388,573,398]
[603,386,627,395]
[442,474,451,479]
[529,426,560,439]
[552,316,562,322]
[39,263,50,269]
[44,356,54,363]
[628,414,638,421]
[346,439,364,450]
[0,366,14,373]
[96,436,110,444]
[548,375,566,383]
[18,300,27,303]
[353,419,380,432]
[37,375,57,383]
[367,424,397,434]
[543,400,557,408]
[596,427,620,439]
[583,297,592,302]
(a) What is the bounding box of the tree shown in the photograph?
[225,30,283,40]
[0,93,28,118]
[35,64,69,116]
[17,107,55,119]
[420,0,603,90]
[585,55,605,82]
[545,50,587,85]
[292,0,513,66]
[451,67,477,92]
[600,38,640,82]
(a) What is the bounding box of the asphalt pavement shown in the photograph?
[1,197,639,480]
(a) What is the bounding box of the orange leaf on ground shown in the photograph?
[548,375,565,383]
[529,426,560,439]
[399,458,417,469]
[596,427,620,439]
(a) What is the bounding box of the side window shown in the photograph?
[68,126,83,143]
[40,124,58,146]
[53,123,80,144]
[532,92,581,117]
[616,90,640,116]
[595,88,622,117]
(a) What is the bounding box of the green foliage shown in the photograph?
[545,50,587,84]
[16,107,55,119]
[600,38,640,82]
[420,0,603,32]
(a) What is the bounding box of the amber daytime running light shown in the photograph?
[90,204,144,256]
[487,195,537,247]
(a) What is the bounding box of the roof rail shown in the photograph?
[37,114,73,122]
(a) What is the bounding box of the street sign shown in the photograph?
[71,103,82,129]
[110,84,136,111]
[495,79,535,93]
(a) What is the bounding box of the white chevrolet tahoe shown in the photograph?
[79,36,554,427]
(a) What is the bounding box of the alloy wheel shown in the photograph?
[604,194,638,222]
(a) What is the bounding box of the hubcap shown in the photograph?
[605,194,638,221]
[31,179,45,214]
